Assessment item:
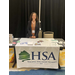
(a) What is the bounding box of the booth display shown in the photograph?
[15,38,63,69]
[9,38,65,69]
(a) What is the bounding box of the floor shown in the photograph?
[9,63,65,75]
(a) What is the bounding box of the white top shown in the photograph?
[15,38,63,47]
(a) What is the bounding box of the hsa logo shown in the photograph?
[19,51,56,62]
[32,51,56,60]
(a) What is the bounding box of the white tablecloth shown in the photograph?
[15,38,62,69]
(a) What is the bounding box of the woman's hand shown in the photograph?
[30,36,36,38]
[33,36,36,38]
[32,36,36,38]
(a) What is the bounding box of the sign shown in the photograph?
[9,34,13,44]
[9,48,14,63]
[15,46,59,69]
[59,50,65,67]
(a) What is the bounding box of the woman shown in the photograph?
[26,12,39,38]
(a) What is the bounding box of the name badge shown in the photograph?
[32,30,35,33]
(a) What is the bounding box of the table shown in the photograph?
[15,38,65,69]
[9,38,65,68]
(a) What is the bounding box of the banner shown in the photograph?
[9,34,13,44]
[15,46,59,69]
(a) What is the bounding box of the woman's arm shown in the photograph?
[26,21,32,38]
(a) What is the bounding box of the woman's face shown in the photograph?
[32,13,36,20]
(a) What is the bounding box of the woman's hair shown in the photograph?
[29,12,39,22]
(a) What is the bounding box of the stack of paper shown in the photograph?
[58,41,63,44]
[50,39,58,46]
[28,42,33,45]
[9,44,12,46]
[14,38,18,40]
